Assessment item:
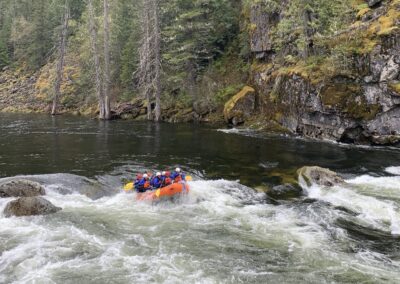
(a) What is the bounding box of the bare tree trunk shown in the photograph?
[51,1,69,115]
[88,0,104,119]
[152,0,161,122]
[302,2,315,58]
[103,0,111,120]
[138,0,152,121]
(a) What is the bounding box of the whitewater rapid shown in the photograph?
[1,168,400,283]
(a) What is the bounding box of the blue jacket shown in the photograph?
[171,171,186,182]
[151,176,163,189]
[135,178,149,192]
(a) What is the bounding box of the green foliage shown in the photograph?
[272,0,353,56]
[214,84,245,104]
[162,0,241,93]
[0,39,9,68]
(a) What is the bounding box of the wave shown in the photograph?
[386,166,400,176]
[1,173,400,282]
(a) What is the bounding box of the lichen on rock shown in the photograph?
[224,86,256,126]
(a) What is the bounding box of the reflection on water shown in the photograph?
[1,113,400,187]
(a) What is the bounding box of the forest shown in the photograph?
[0,0,399,139]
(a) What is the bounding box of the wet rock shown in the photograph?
[0,179,46,198]
[368,0,382,8]
[193,100,213,116]
[297,166,345,187]
[113,99,145,120]
[267,183,303,199]
[380,56,399,82]
[3,197,61,217]
[370,134,400,145]
[224,86,256,126]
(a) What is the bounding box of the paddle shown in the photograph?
[123,182,134,191]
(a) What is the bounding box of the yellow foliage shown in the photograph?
[224,86,255,118]
[368,8,400,36]
[357,8,371,18]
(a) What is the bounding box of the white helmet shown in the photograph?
[176,168,181,172]
[143,174,148,178]
[156,172,161,176]
[162,171,166,175]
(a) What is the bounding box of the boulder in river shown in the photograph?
[267,183,303,199]
[224,86,256,126]
[0,179,46,198]
[297,166,345,187]
[3,197,61,217]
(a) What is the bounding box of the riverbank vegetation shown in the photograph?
[0,0,399,135]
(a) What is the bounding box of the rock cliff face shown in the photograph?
[247,0,400,145]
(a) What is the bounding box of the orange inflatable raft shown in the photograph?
[136,182,190,201]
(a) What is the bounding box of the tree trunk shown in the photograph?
[103,0,111,120]
[88,0,104,119]
[302,3,315,58]
[51,1,69,116]
[152,0,161,122]
[143,2,152,121]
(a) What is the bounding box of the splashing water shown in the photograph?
[1,172,400,283]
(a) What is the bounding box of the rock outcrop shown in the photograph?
[297,166,345,187]
[0,179,46,198]
[3,197,61,217]
[247,0,400,145]
[224,86,256,125]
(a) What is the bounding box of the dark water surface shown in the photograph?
[1,113,399,185]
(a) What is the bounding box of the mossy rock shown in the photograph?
[320,83,381,120]
[223,86,256,125]
[260,168,303,199]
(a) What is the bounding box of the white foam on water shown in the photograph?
[1,176,400,282]
[301,174,400,236]
[385,166,400,176]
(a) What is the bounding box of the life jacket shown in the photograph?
[151,176,162,188]
[174,175,182,183]
[144,180,151,189]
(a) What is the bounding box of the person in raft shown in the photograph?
[134,173,143,191]
[151,172,163,189]
[161,171,172,187]
[135,173,151,193]
[171,168,186,183]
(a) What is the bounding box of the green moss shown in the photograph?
[265,168,299,186]
[223,86,255,118]
[215,84,245,104]
[321,84,381,120]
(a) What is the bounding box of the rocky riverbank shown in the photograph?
[238,0,400,146]
[1,0,400,146]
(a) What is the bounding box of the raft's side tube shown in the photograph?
[136,182,190,201]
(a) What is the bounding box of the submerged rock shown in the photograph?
[297,166,345,187]
[267,184,303,199]
[3,197,61,217]
[224,86,256,126]
[0,179,46,198]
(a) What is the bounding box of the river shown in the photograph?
[0,113,400,283]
